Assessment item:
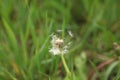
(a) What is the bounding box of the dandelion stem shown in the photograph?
[61,54,71,77]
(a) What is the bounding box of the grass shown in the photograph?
[0,0,120,80]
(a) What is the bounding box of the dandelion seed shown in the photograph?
[68,30,74,37]
[49,34,70,55]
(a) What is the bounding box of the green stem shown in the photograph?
[61,55,71,77]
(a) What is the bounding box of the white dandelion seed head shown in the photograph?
[49,34,70,55]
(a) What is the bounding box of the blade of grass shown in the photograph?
[2,18,18,51]
[104,61,119,80]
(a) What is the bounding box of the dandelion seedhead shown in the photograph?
[49,33,71,77]
[49,34,70,55]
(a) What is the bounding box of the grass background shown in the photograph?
[0,0,120,80]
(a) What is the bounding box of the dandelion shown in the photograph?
[49,33,71,77]
[49,34,70,55]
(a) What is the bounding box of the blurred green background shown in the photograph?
[0,0,120,80]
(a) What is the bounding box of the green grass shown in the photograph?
[0,0,120,80]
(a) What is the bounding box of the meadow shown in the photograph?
[0,0,120,80]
